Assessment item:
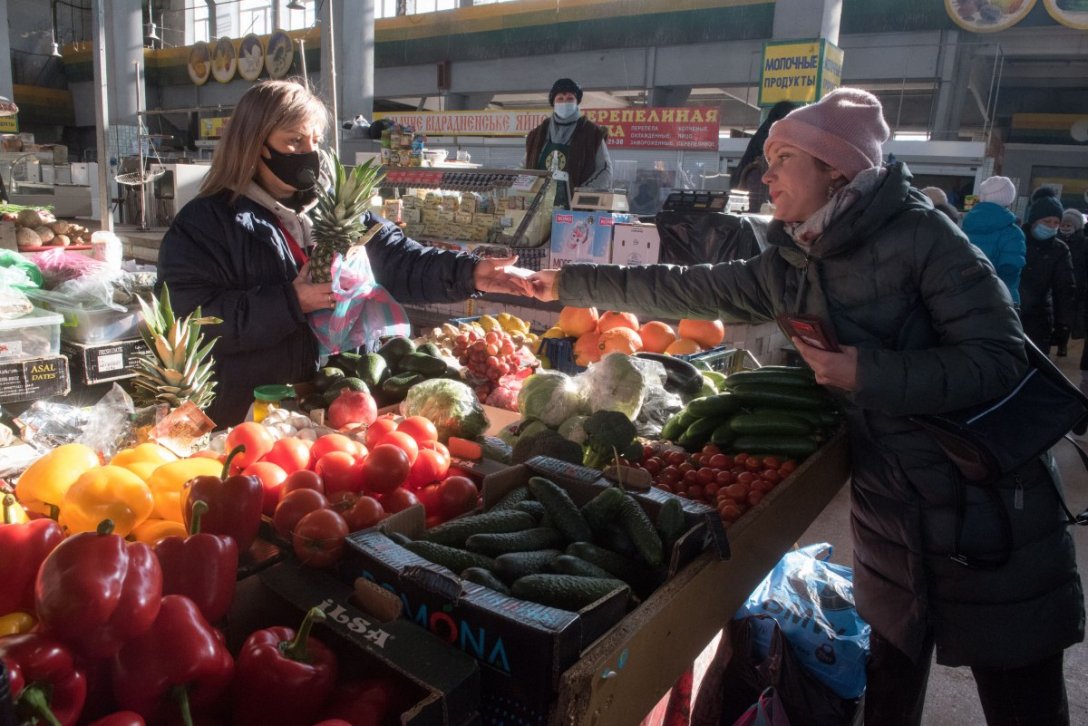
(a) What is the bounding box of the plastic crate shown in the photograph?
[540,337,738,375]
[23,288,141,344]
[0,306,63,360]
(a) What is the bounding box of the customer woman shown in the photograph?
[530,88,1083,725]
[158,80,531,426]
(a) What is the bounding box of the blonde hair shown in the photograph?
[199,79,330,202]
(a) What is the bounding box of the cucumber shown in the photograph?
[685,392,741,419]
[550,554,616,580]
[515,500,547,522]
[491,486,531,511]
[579,487,625,536]
[729,412,814,437]
[460,567,511,595]
[597,523,638,559]
[399,351,449,377]
[655,497,686,553]
[660,412,691,442]
[727,383,832,411]
[403,540,497,573]
[466,527,565,556]
[511,574,629,611]
[710,421,737,447]
[634,352,704,397]
[729,435,820,458]
[702,370,728,391]
[618,496,664,568]
[722,368,817,388]
[527,477,593,543]
[677,416,730,451]
[495,549,563,582]
[422,509,535,547]
[565,542,644,584]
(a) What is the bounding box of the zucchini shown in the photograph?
[495,549,563,582]
[422,509,535,547]
[550,554,616,580]
[460,567,511,595]
[685,392,741,419]
[677,416,730,451]
[618,496,664,568]
[565,542,644,584]
[634,352,704,397]
[403,540,497,573]
[655,497,686,553]
[727,383,832,411]
[722,368,817,388]
[527,477,593,543]
[511,574,629,611]
[729,434,820,458]
[729,412,814,437]
[465,527,565,556]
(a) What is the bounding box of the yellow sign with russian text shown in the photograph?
[759,39,844,107]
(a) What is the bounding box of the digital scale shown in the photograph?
[570,188,630,213]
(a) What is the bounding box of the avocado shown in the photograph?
[377,336,416,372]
[313,367,345,393]
[323,377,369,406]
[417,342,443,358]
[357,353,388,389]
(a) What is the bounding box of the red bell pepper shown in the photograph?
[318,677,410,726]
[154,500,238,624]
[111,595,234,726]
[0,632,87,726]
[0,493,64,614]
[85,712,147,726]
[35,519,163,659]
[231,607,338,726]
[182,446,263,552]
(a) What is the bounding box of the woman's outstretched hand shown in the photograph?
[529,269,560,301]
[474,255,536,296]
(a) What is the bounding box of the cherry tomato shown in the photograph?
[361,444,411,495]
[396,416,438,444]
[667,451,687,466]
[736,471,757,485]
[734,453,749,465]
[745,456,763,470]
[365,418,399,450]
[261,436,311,474]
[662,466,682,484]
[762,456,781,470]
[329,492,386,531]
[690,454,704,467]
[701,443,722,457]
[724,483,749,501]
[761,469,782,485]
[679,462,695,474]
[687,484,704,502]
[718,503,742,523]
[704,482,720,499]
[225,422,275,470]
[316,451,364,496]
[243,461,289,516]
[715,470,735,485]
[382,487,420,514]
[779,460,798,476]
[643,457,663,475]
[683,469,700,485]
[408,448,450,488]
[310,434,360,467]
[747,490,765,507]
[273,488,328,539]
[656,482,674,494]
[293,508,349,568]
[376,431,420,465]
[708,454,731,469]
[436,476,478,518]
[696,467,717,485]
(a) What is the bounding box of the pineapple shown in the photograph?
[132,284,222,410]
[308,152,384,283]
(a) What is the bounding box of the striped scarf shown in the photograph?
[783,166,886,250]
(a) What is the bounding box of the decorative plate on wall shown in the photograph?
[265,30,294,79]
[188,41,211,86]
[212,37,238,84]
[238,34,265,81]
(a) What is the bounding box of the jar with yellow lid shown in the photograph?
[252,384,296,423]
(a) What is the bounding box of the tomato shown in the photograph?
[243,461,289,516]
[701,443,722,457]
[415,482,441,515]
[715,470,735,485]
[762,456,781,470]
[678,462,695,474]
[761,469,782,485]
[736,471,757,485]
[724,482,749,501]
[365,418,399,450]
[656,482,674,494]
[283,468,325,496]
[718,503,742,523]
[747,490,764,507]
[690,454,704,467]
[316,451,364,496]
[376,431,420,465]
[734,453,748,464]
[293,508,349,568]
[704,482,720,499]
[225,422,275,470]
[708,453,731,469]
[641,444,657,461]
[273,488,328,539]
[683,469,700,485]
[666,451,686,466]
[408,448,450,489]
[310,434,360,467]
[436,476,478,518]
[261,437,311,474]
[779,460,798,476]
[382,487,420,514]
[329,492,386,531]
[396,416,438,444]
[661,465,681,483]
[687,484,704,502]
[418,440,450,461]
[745,456,763,470]
[361,444,411,495]
[696,467,716,485]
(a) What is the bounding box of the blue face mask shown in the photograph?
[1032,223,1058,240]
[553,102,579,120]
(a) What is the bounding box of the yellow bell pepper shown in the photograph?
[146,457,224,523]
[58,465,155,537]
[130,517,187,546]
[15,443,101,517]
[0,611,35,636]
[123,460,164,482]
[110,443,178,471]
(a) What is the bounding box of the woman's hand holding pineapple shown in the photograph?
[292,262,336,312]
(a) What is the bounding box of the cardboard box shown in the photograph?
[549,211,620,267]
[610,223,661,266]
[62,338,149,385]
[237,562,480,726]
[0,354,70,403]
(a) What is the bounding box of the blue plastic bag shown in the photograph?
[736,544,869,700]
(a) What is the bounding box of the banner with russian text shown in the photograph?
[759,39,844,107]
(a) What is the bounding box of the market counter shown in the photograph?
[553,431,851,725]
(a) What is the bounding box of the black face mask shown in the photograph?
[263,146,321,191]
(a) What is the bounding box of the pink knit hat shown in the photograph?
[764,88,890,180]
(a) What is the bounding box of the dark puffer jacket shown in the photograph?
[159,191,480,427]
[557,162,1084,668]
[1018,228,1075,351]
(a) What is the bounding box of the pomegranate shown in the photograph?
[327,388,378,429]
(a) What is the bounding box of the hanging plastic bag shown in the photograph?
[307,244,411,358]
[736,544,869,700]
[732,687,790,726]
[0,249,43,289]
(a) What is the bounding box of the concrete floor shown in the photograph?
[797,339,1088,725]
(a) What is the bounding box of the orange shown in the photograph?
[597,311,640,334]
[557,306,599,337]
[665,338,701,355]
[678,319,725,349]
[638,321,677,353]
[573,331,603,367]
[598,328,642,356]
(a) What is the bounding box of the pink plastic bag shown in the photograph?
[732,688,790,726]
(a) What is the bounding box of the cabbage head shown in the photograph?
[582,353,648,420]
[557,415,588,445]
[401,378,488,442]
[517,370,585,427]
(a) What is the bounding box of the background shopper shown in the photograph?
[1058,209,1087,343]
[729,100,798,213]
[919,185,960,223]
[1019,186,1075,355]
[961,175,1026,307]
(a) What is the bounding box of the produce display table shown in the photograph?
[553,432,851,725]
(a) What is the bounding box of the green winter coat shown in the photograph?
[557,162,1084,667]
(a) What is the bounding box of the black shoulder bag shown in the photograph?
[911,338,1088,567]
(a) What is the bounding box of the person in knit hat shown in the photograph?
[527,86,1082,724]
[1019,187,1074,355]
[524,77,612,207]
[1057,208,1088,343]
[919,186,960,223]
[962,175,1026,307]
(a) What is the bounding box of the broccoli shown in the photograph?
[511,428,584,465]
[582,410,640,470]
